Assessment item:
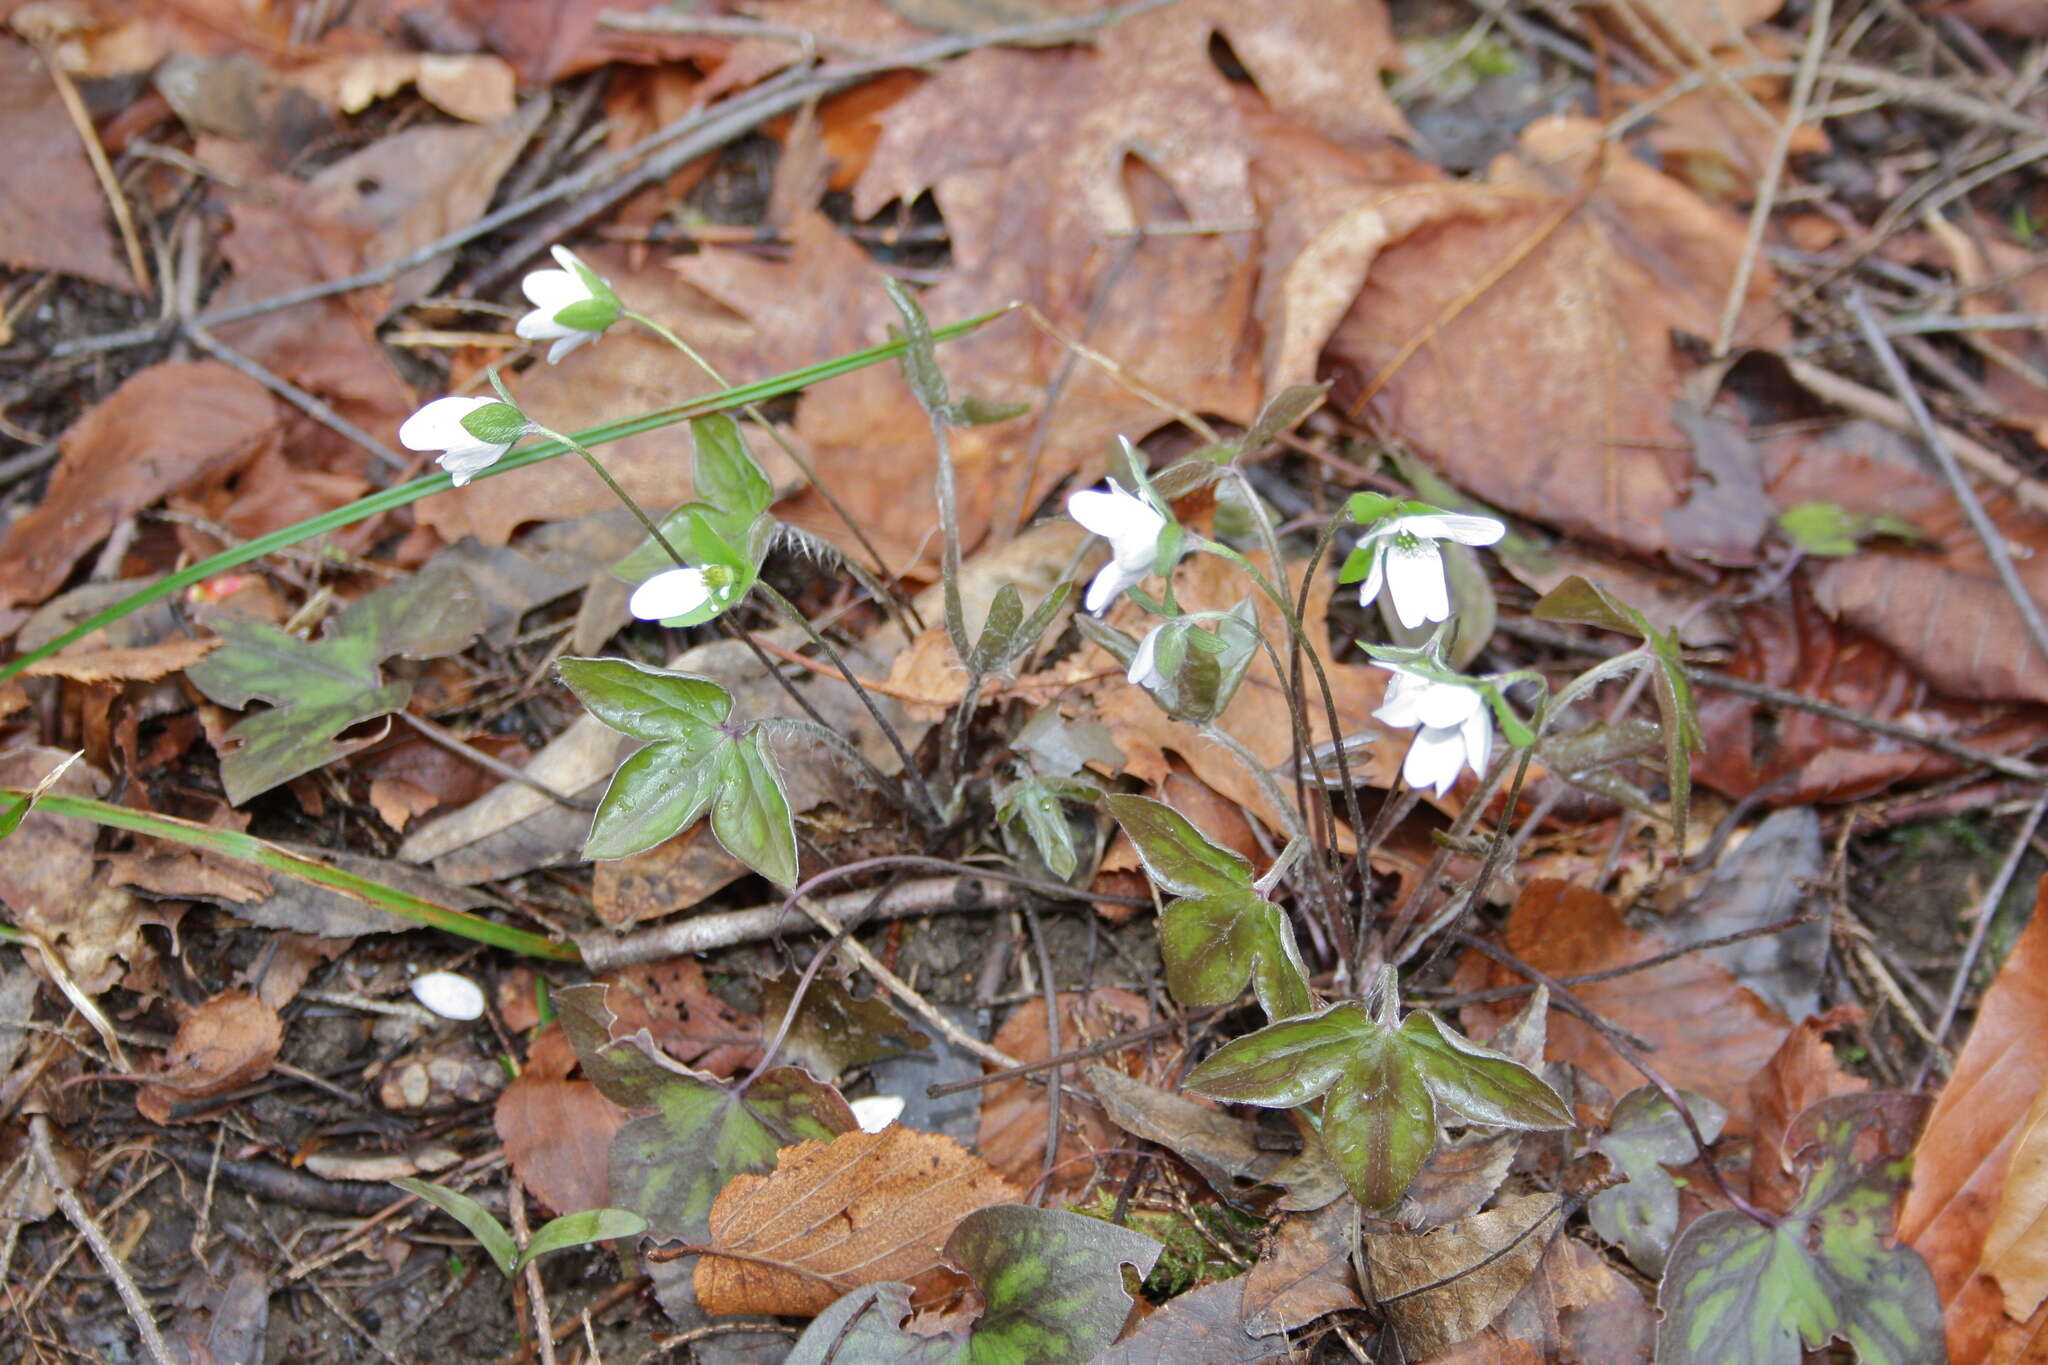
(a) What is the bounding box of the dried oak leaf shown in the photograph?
[695,1126,1022,1317]
[0,37,129,289]
[1455,880,1790,1125]
[1899,874,2048,1365]
[1327,116,1782,563]
[136,991,282,1123]
[0,362,277,611]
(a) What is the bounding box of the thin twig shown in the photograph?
[508,1179,559,1365]
[1425,916,1817,1010]
[1714,0,1831,355]
[28,1116,174,1365]
[1915,786,2048,1087]
[35,47,149,294]
[395,710,596,811]
[186,325,409,470]
[1847,289,2048,672]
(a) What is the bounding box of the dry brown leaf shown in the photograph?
[1241,1198,1364,1336]
[1456,880,1790,1123]
[1744,1005,1867,1212]
[603,957,760,1079]
[0,747,156,993]
[136,991,282,1123]
[1985,1078,2048,1324]
[0,363,276,610]
[1367,1193,1564,1359]
[1586,0,1783,59]
[977,988,1152,1201]
[0,36,129,289]
[447,0,717,85]
[695,1126,1021,1316]
[495,1072,627,1216]
[1092,1278,1294,1365]
[1423,1235,1655,1365]
[1328,115,1780,563]
[1901,875,2048,1365]
[591,827,749,928]
[19,635,218,683]
[291,52,517,122]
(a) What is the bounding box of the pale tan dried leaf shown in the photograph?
[136,991,282,1123]
[1366,1193,1564,1359]
[1984,1078,2048,1322]
[695,1127,1021,1316]
[20,635,218,683]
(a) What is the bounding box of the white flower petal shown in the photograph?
[1410,677,1485,730]
[629,567,712,621]
[549,244,581,274]
[1127,624,1164,686]
[1372,664,1430,728]
[548,331,598,364]
[1403,724,1467,798]
[849,1094,906,1133]
[438,443,510,486]
[515,305,573,342]
[1397,513,1506,546]
[1385,538,1450,629]
[411,970,486,1021]
[399,395,494,453]
[1460,705,1493,781]
[1355,541,1387,610]
[521,267,587,314]
[1084,560,1139,614]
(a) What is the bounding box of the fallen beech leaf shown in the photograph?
[0,37,129,289]
[1366,1192,1564,1359]
[1587,0,1783,60]
[1456,880,1790,1123]
[1744,1006,1867,1213]
[136,991,282,1123]
[978,989,1150,1200]
[695,1126,1022,1316]
[1092,1279,1293,1365]
[1901,875,2048,1365]
[1328,116,1781,564]
[18,636,218,684]
[1241,1198,1364,1336]
[1984,1078,2048,1324]
[0,363,277,611]
[496,1072,627,1217]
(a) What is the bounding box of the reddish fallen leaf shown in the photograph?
[0,363,277,611]
[1241,1199,1364,1336]
[495,1071,627,1217]
[0,37,130,290]
[1900,875,2048,1365]
[447,0,716,85]
[603,957,760,1079]
[1984,1079,2048,1326]
[1456,881,1791,1126]
[1327,116,1782,564]
[136,991,283,1123]
[694,1126,1021,1316]
[978,989,1152,1202]
[1743,1006,1867,1212]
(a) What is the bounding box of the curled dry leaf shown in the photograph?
[0,747,156,993]
[1365,1192,1565,1360]
[695,1126,1022,1316]
[136,991,283,1124]
[1900,874,2048,1364]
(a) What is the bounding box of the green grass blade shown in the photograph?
[0,789,580,960]
[0,309,1008,685]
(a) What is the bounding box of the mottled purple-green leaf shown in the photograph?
[1588,1085,1726,1276]
[1322,1038,1436,1213]
[1159,891,1314,1020]
[1398,1011,1573,1131]
[1656,1091,1942,1365]
[783,1205,1161,1365]
[555,985,853,1243]
[1183,1003,1369,1108]
[1104,793,1252,900]
[556,657,731,741]
[188,569,486,803]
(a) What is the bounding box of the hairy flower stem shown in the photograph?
[753,581,940,822]
[624,309,920,641]
[528,424,688,569]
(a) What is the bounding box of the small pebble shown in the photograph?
[849,1094,906,1133]
[411,970,486,1021]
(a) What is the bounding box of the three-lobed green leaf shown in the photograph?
[1184,999,1571,1212]
[558,658,797,884]
[188,569,486,803]
[1656,1092,1943,1365]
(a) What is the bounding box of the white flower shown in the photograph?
[1127,623,1169,687]
[848,1094,906,1133]
[1352,513,1505,630]
[1372,663,1492,798]
[399,395,523,486]
[515,245,618,364]
[1068,478,1166,613]
[629,567,713,621]
[411,971,486,1021]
